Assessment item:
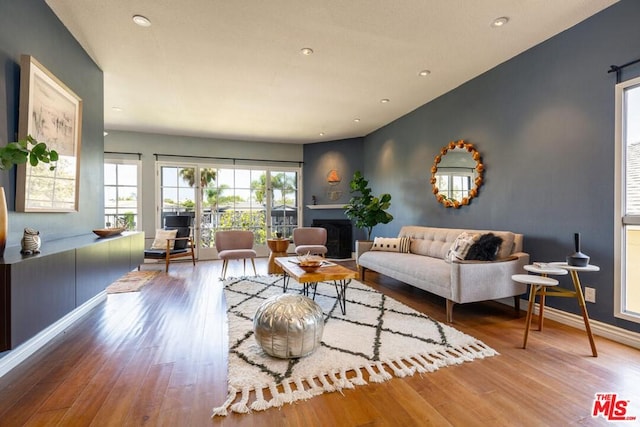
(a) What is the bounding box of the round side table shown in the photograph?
[512,274,560,350]
[549,262,600,357]
[267,238,290,274]
[523,264,568,332]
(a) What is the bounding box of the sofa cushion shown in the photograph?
[465,233,503,261]
[371,236,411,253]
[401,226,464,259]
[445,232,479,262]
[359,251,452,299]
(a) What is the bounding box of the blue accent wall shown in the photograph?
[308,0,639,331]
[303,138,366,239]
[0,0,104,246]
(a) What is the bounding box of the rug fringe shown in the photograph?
[211,386,237,417]
[212,342,497,418]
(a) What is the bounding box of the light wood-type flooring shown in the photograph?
[1,258,639,426]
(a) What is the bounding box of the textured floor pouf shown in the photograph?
[253,293,324,358]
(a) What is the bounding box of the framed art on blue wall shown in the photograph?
[16,55,82,212]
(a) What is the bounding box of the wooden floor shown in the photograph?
[1,258,639,426]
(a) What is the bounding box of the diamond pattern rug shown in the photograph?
[212,275,498,417]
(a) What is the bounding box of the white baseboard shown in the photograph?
[509,298,640,350]
[0,292,107,379]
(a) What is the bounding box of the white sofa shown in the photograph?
[357,225,530,322]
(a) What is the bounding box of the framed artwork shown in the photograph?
[16,55,82,212]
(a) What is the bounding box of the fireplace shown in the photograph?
[311,219,352,259]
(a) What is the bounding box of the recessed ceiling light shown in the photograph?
[319,132,325,136]
[112,106,123,112]
[103,131,109,137]
[491,17,509,28]
[353,118,360,123]
[132,15,151,27]
[418,69,431,77]
[380,98,390,104]
[300,47,314,56]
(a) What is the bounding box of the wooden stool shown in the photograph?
[512,274,559,349]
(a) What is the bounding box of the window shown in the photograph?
[104,160,140,230]
[615,76,640,322]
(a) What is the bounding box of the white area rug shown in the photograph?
[212,275,498,417]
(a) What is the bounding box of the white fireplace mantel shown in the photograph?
[306,204,345,210]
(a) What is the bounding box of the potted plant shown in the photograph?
[0,135,59,171]
[344,170,393,240]
[0,135,58,256]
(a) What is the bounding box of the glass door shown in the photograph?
[212,168,269,257]
[157,162,300,260]
[158,164,199,251]
[269,170,299,241]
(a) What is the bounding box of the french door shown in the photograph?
[157,162,300,260]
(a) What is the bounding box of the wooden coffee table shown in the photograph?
[275,256,357,315]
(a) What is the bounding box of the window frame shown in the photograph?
[103,158,142,230]
[614,75,640,323]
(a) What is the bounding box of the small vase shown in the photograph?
[567,232,589,267]
[0,187,7,257]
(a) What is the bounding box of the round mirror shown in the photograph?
[430,140,484,208]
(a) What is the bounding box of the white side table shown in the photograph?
[523,265,568,332]
[512,274,560,350]
[549,262,600,357]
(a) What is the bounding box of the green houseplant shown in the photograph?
[344,170,393,240]
[0,135,59,171]
[0,135,58,257]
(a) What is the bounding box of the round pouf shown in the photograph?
[253,294,324,359]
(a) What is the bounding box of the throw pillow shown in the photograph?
[150,228,178,250]
[445,232,479,262]
[465,233,503,261]
[371,236,411,253]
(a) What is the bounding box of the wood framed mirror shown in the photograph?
[430,140,483,208]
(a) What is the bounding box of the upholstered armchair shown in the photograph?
[215,230,257,279]
[293,227,328,257]
[143,215,196,272]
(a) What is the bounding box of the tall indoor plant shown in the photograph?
[0,135,58,256]
[344,170,393,240]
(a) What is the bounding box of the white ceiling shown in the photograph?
[45,0,617,144]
